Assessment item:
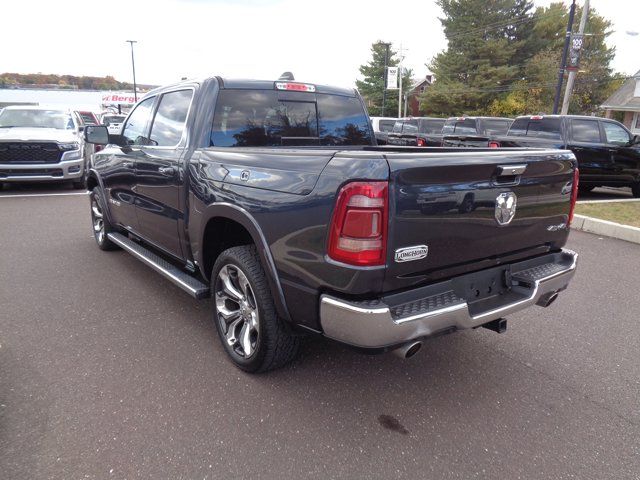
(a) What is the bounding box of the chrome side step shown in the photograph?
[107,232,210,299]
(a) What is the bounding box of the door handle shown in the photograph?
[158,166,176,176]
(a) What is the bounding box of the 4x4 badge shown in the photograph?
[395,245,429,263]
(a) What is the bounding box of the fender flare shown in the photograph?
[87,169,116,226]
[197,203,291,322]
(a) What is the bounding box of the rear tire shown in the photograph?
[632,182,640,198]
[212,245,300,373]
[90,187,119,251]
[578,185,595,194]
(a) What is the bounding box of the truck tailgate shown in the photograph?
[383,149,576,291]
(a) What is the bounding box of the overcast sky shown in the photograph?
[2,0,638,88]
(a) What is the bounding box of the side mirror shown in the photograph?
[85,125,109,144]
[631,134,640,146]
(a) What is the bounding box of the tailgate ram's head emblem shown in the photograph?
[495,192,517,226]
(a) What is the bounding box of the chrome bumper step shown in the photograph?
[107,232,210,299]
[320,249,578,348]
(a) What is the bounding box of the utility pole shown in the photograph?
[126,40,138,102]
[553,0,576,114]
[561,0,589,115]
[381,43,390,117]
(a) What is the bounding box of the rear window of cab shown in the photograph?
[508,117,562,139]
[210,89,372,147]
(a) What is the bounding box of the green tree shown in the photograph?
[420,0,535,116]
[356,41,413,117]
[490,2,619,115]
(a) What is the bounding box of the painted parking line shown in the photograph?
[0,192,89,199]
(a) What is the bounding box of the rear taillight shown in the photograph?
[488,141,500,148]
[568,167,579,226]
[95,145,104,152]
[328,181,388,266]
[417,138,426,147]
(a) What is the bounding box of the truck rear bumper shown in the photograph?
[320,248,578,349]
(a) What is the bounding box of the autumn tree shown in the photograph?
[489,2,620,115]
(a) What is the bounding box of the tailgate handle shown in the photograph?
[497,164,527,176]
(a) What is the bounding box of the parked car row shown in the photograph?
[371,115,514,147]
[371,114,640,197]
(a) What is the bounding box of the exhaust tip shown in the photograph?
[405,342,422,358]
[537,292,559,308]
[392,341,423,359]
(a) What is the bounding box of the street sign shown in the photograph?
[567,34,584,71]
[387,67,399,90]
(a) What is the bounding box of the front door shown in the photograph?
[134,89,194,260]
[102,96,156,230]
[601,120,640,185]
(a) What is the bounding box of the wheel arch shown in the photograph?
[86,170,116,226]
[198,204,291,322]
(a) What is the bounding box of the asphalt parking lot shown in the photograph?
[1,185,639,479]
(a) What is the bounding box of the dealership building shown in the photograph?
[0,87,140,114]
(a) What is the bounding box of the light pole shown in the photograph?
[126,40,138,102]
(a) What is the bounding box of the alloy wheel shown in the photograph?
[91,195,105,244]
[215,264,260,358]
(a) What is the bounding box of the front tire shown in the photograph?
[212,245,300,373]
[90,187,119,251]
[632,181,640,198]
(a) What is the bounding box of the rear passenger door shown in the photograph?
[134,88,194,259]
[569,118,608,184]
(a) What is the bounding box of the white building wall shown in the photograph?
[0,88,138,113]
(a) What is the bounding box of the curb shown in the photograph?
[573,214,640,245]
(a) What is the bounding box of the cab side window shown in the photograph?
[122,97,155,145]
[602,122,630,145]
[571,119,601,143]
[149,90,193,147]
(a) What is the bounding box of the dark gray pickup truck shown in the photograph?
[84,76,579,372]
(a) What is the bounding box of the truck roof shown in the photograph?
[445,116,513,121]
[143,76,357,100]
[513,114,603,120]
